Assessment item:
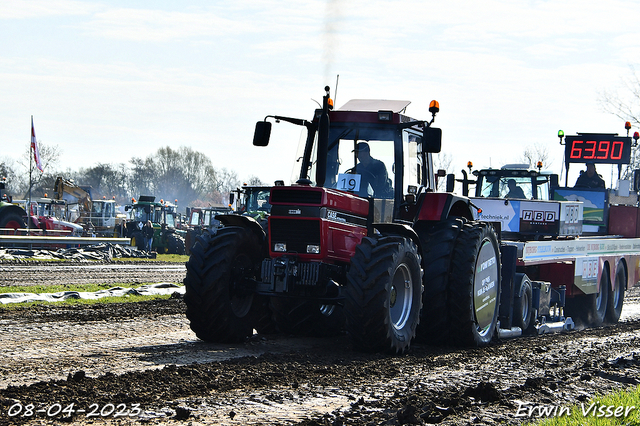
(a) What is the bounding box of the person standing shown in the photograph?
[144,220,154,252]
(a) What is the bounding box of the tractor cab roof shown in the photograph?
[337,99,411,113]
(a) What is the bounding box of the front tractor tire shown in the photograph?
[184,226,263,343]
[345,236,422,354]
[448,221,501,347]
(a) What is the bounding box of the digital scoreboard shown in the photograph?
[564,134,632,165]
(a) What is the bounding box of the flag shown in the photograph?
[31,116,43,172]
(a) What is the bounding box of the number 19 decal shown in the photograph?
[336,173,361,192]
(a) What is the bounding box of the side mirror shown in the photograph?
[229,193,235,205]
[446,174,455,192]
[253,121,272,147]
[422,127,442,153]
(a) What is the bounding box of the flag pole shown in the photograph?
[28,115,33,233]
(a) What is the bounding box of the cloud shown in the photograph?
[78,8,247,42]
[0,0,94,19]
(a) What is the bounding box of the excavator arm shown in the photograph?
[54,177,92,212]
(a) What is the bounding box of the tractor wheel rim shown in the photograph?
[319,304,335,317]
[521,291,529,323]
[390,263,412,331]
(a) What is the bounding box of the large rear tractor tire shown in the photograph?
[345,236,422,354]
[566,265,609,328]
[448,222,501,347]
[513,273,535,335]
[270,298,345,337]
[184,226,263,343]
[415,217,464,344]
[605,263,626,325]
[167,233,186,255]
[0,210,26,234]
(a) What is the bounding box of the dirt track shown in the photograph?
[2,262,640,425]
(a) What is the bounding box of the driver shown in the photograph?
[353,142,393,197]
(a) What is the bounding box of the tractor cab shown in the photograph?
[230,185,272,218]
[472,163,556,200]
[124,195,186,254]
[254,87,443,225]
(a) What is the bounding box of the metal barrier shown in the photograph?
[0,235,131,247]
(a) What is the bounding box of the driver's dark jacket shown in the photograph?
[574,172,605,189]
[356,158,393,198]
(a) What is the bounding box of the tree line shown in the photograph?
[0,144,263,211]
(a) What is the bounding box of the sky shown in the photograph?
[2,0,640,190]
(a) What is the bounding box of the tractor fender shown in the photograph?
[217,214,266,243]
[373,223,420,250]
[0,203,28,220]
[416,192,474,222]
[0,204,29,228]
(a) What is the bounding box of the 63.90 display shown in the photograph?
[564,134,632,165]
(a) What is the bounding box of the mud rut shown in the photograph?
[2,262,640,425]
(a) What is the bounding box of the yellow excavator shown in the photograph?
[54,177,125,237]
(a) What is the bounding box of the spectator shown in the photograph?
[144,220,154,252]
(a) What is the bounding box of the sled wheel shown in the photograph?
[605,262,626,325]
[567,264,610,328]
[345,236,422,354]
[513,273,535,335]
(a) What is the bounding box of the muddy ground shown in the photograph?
[2,262,640,425]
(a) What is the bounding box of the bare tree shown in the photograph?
[14,141,61,198]
[433,152,453,191]
[598,65,640,177]
[521,144,551,169]
[245,176,265,186]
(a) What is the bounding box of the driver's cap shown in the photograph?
[353,142,370,152]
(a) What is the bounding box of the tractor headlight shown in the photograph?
[306,244,320,254]
[274,242,287,252]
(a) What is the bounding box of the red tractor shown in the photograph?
[184,87,500,353]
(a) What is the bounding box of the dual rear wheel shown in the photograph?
[416,220,502,347]
[566,262,627,328]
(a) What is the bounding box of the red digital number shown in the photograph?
[570,141,582,158]
[583,140,596,159]
[596,140,610,159]
[611,140,624,160]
